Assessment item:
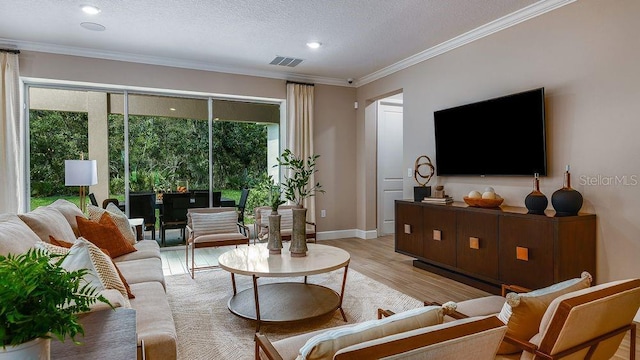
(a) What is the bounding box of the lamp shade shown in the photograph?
[64,160,98,186]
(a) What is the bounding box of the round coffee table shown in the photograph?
[218,243,350,331]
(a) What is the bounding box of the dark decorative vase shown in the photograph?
[524,173,548,215]
[551,166,583,217]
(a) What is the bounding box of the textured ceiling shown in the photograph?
[0,0,566,86]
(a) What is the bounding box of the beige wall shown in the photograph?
[18,52,357,233]
[356,0,640,284]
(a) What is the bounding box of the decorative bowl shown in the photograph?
[463,196,504,208]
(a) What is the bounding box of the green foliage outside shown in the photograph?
[0,249,110,347]
[29,110,274,217]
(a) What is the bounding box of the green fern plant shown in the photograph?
[277,149,325,207]
[0,248,110,348]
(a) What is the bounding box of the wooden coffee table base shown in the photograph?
[228,282,342,327]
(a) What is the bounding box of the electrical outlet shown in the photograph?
[408,168,413,177]
[321,209,326,218]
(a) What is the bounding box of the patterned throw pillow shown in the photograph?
[77,212,137,258]
[36,238,131,308]
[49,236,135,299]
[87,204,137,245]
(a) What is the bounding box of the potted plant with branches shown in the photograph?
[277,149,324,256]
[0,248,110,359]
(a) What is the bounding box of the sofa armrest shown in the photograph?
[254,333,284,360]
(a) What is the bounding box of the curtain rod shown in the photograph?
[286,81,314,86]
[0,48,20,54]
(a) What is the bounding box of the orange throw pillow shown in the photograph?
[49,235,135,299]
[76,212,137,259]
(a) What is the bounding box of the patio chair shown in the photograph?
[88,193,99,207]
[185,207,249,278]
[159,192,191,246]
[128,192,156,240]
[237,188,249,225]
[191,190,210,208]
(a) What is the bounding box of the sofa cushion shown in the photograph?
[190,211,238,236]
[113,239,161,262]
[116,257,166,290]
[129,281,178,360]
[49,199,85,237]
[495,272,592,354]
[297,305,443,360]
[0,214,41,256]
[35,238,131,308]
[88,204,137,245]
[77,212,137,258]
[18,206,77,243]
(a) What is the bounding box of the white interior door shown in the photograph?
[376,98,403,236]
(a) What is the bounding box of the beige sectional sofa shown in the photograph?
[0,199,177,360]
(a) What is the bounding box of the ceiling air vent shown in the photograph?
[269,56,303,67]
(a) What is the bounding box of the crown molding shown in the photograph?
[2,37,351,87]
[355,0,576,87]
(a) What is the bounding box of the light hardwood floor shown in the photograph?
[159,235,638,359]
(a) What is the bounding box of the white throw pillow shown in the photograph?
[297,305,443,360]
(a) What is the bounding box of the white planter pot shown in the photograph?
[0,337,50,360]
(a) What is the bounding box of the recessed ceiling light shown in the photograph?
[169,108,176,111]
[80,22,106,31]
[306,42,322,49]
[81,5,101,15]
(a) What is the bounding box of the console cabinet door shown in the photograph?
[456,211,499,280]
[395,202,423,257]
[422,207,457,267]
[499,216,554,289]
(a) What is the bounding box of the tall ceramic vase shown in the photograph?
[289,207,308,257]
[267,212,283,254]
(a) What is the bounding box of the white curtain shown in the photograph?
[0,52,23,213]
[286,82,316,221]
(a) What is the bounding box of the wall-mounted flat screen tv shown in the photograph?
[433,87,547,176]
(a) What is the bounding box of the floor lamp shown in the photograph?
[65,159,98,213]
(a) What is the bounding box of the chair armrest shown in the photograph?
[377,308,395,319]
[501,284,532,297]
[254,333,283,360]
[501,334,539,354]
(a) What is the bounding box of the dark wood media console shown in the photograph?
[395,200,596,294]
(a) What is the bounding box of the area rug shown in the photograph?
[165,268,423,360]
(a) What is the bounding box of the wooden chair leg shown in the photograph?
[631,323,636,360]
